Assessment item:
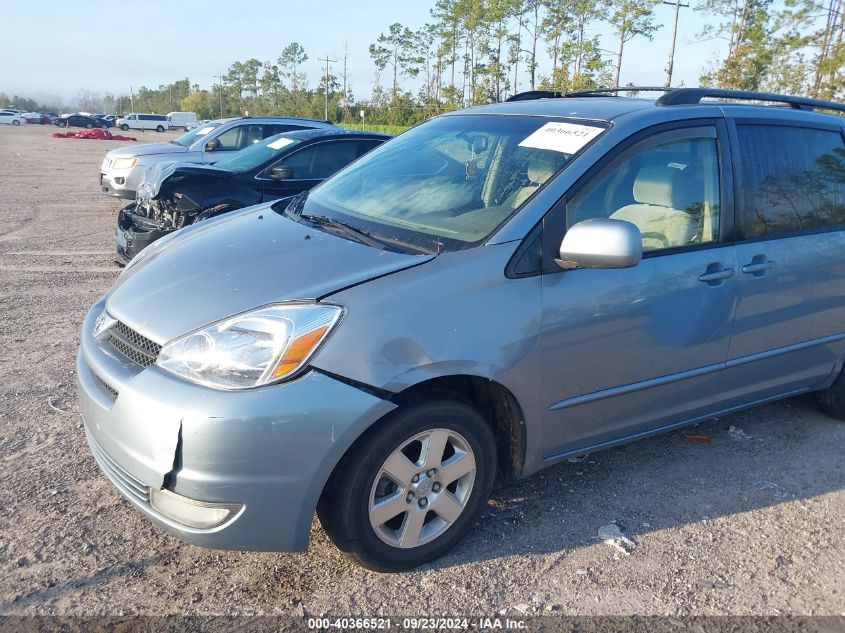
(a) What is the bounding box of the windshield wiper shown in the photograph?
[300,213,391,250]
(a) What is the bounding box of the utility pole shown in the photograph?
[213,74,225,118]
[318,55,338,122]
[129,86,135,113]
[663,0,689,87]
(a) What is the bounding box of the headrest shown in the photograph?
[527,154,557,184]
[633,164,687,208]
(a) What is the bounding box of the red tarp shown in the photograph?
[52,129,137,141]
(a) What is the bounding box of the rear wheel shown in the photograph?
[816,366,845,420]
[85,123,93,129]
[156,125,164,132]
[12,120,20,126]
[318,395,496,571]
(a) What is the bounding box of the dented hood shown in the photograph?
[106,204,434,344]
[137,161,232,200]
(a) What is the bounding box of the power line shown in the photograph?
[663,0,690,87]
[212,74,225,118]
[318,56,338,122]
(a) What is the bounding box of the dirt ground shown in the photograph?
[0,123,843,620]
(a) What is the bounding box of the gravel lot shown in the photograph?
[0,123,843,619]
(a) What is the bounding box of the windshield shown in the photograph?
[172,121,223,147]
[296,114,607,252]
[212,134,301,173]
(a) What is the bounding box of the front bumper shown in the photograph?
[77,299,396,551]
[115,203,176,264]
[100,164,145,199]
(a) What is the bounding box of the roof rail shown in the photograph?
[506,90,565,102]
[565,86,674,97]
[506,86,675,102]
[656,88,845,113]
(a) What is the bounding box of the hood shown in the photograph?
[107,142,188,158]
[106,204,434,343]
[137,162,232,200]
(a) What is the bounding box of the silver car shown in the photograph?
[99,115,338,199]
[78,88,845,570]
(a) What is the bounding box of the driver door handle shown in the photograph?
[698,266,735,285]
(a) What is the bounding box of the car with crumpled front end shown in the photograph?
[99,115,339,199]
[114,128,390,264]
[78,88,845,571]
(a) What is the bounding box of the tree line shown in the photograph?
[6,0,844,126]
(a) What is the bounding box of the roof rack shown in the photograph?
[656,88,845,113]
[506,90,565,102]
[565,86,674,98]
[506,86,675,102]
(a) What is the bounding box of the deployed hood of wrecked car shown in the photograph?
[136,161,232,200]
[107,142,189,159]
[105,204,434,343]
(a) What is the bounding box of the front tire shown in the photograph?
[12,120,20,126]
[86,123,93,129]
[156,125,164,132]
[120,124,129,131]
[318,395,496,572]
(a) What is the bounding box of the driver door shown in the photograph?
[539,123,740,457]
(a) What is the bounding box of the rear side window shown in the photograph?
[736,124,845,237]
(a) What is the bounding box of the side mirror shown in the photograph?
[205,138,221,152]
[269,166,293,180]
[558,218,642,270]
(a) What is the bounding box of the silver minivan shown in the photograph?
[78,88,845,571]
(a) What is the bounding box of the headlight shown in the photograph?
[156,303,343,389]
[112,157,137,169]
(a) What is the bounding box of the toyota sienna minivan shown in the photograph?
[78,88,845,571]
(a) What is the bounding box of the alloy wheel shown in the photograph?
[368,428,476,549]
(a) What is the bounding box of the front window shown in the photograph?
[566,128,721,252]
[171,121,223,147]
[213,134,301,173]
[294,114,607,252]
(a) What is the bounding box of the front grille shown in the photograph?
[107,321,162,368]
[87,430,150,504]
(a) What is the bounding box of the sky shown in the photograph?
[0,0,725,107]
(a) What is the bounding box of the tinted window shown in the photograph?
[279,141,359,179]
[737,125,845,237]
[357,140,385,156]
[266,124,304,136]
[567,130,721,252]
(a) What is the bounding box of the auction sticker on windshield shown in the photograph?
[268,137,296,149]
[518,121,604,154]
[196,127,215,135]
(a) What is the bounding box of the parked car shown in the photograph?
[99,116,339,199]
[0,111,25,126]
[116,113,170,132]
[56,113,105,129]
[166,111,198,130]
[115,129,390,264]
[21,112,49,124]
[78,88,845,571]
